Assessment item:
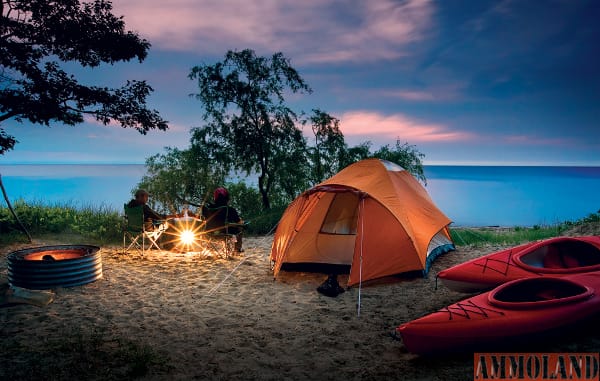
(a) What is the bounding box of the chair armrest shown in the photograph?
[225,221,248,228]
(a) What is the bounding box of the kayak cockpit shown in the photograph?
[517,239,600,271]
[489,277,593,309]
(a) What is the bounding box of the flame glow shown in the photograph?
[180,230,195,245]
[162,217,205,252]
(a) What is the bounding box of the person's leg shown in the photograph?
[235,233,243,252]
[228,226,243,252]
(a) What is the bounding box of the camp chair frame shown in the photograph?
[122,204,166,255]
[200,205,246,259]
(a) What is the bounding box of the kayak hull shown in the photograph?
[398,273,600,355]
[437,236,600,293]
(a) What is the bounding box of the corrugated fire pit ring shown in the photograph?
[7,244,102,290]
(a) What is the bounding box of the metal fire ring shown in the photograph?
[7,244,102,290]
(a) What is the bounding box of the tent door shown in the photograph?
[315,192,360,265]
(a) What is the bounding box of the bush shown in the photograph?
[245,206,286,235]
[2,200,598,248]
[0,200,123,245]
[449,226,562,247]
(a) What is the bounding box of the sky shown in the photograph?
[2,0,599,166]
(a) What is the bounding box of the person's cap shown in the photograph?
[214,187,229,201]
[135,189,149,198]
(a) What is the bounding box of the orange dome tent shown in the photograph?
[270,159,455,286]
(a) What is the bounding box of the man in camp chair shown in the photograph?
[124,189,178,252]
[202,187,245,253]
[127,189,177,230]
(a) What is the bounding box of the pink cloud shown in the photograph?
[111,0,434,63]
[339,111,474,143]
[350,81,467,102]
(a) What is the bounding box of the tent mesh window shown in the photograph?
[319,192,359,235]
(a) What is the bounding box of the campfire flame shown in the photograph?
[180,230,195,245]
[163,218,206,252]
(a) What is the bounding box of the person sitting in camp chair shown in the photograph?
[127,189,177,231]
[202,187,245,253]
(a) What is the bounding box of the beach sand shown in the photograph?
[1,231,599,380]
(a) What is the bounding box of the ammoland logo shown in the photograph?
[474,353,599,380]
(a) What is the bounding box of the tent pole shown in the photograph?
[357,197,365,318]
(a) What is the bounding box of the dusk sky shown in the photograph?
[2,0,599,165]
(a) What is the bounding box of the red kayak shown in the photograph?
[437,236,600,293]
[397,272,600,355]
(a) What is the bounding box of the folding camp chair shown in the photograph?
[200,205,246,259]
[122,204,166,255]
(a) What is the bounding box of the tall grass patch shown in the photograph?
[0,200,123,245]
[450,210,600,247]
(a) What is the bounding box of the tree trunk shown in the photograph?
[258,172,271,210]
[0,174,33,242]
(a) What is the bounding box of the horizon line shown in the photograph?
[1,161,600,167]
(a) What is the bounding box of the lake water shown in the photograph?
[0,164,598,227]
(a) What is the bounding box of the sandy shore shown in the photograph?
[1,233,599,380]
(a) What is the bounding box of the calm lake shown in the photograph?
[0,164,598,227]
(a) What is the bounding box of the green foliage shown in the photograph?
[449,210,600,247]
[224,181,263,220]
[559,209,600,229]
[135,147,226,214]
[0,200,122,244]
[0,0,167,154]
[244,205,286,235]
[449,226,563,247]
[304,109,346,184]
[371,140,427,184]
[339,141,371,167]
[189,49,312,210]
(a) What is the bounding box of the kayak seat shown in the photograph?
[543,246,580,269]
[521,240,600,269]
[494,278,586,303]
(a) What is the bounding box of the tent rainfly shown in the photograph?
[270,159,455,286]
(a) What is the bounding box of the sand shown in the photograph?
[1,233,599,380]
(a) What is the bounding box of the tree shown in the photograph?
[371,140,427,184]
[304,109,346,184]
[189,49,312,210]
[135,146,226,214]
[334,139,427,185]
[338,141,372,170]
[0,0,168,154]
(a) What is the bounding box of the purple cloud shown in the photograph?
[111,0,434,63]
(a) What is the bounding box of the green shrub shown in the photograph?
[449,226,562,247]
[0,200,123,245]
[1,200,598,248]
[245,206,286,235]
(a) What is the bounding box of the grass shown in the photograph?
[1,201,598,248]
[449,210,600,247]
[0,326,171,380]
[0,200,123,245]
[449,226,562,247]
